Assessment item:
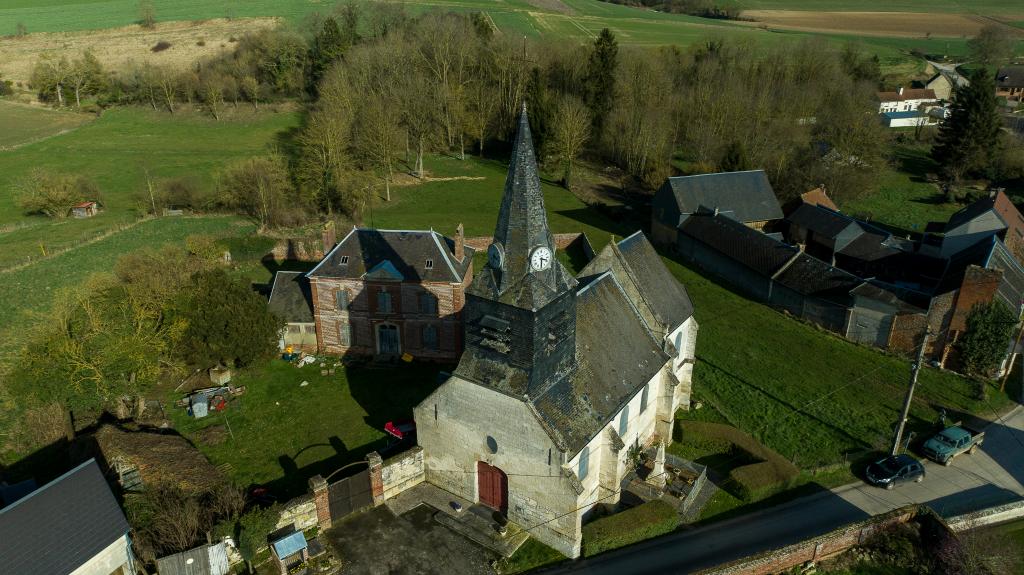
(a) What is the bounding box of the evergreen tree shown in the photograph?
[309,17,347,90]
[931,68,1002,182]
[959,301,1017,377]
[171,269,282,369]
[584,28,618,137]
[720,141,750,172]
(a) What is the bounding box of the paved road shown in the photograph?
[545,407,1024,575]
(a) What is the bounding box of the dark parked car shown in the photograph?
[865,454,925,490]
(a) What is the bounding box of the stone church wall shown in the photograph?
[415,377,584,557]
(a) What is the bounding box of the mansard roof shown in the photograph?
[308,228,473,283]
[579,231,693,338]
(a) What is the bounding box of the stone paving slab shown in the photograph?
[434,505,529,558]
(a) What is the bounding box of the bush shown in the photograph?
[151,40,172,52]
[582,500,679,557]
[15,169,94,218]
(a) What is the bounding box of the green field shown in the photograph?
[0,100,93,150]
[0,106,300,269]
[731,0,1024,14]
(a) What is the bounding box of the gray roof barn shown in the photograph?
[268,271,314,323]
[0,459,130,575]
[679,209,799,277]
[996,65,1024,90]
[308,228,474,283]
[580,231,693,338]
[157,542,230,575]
[656,170,783,225]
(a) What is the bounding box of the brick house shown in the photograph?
[415,107,697,558]
[307,227,475,361]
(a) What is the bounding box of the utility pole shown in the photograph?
[892,330,930,456]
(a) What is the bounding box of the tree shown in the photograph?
[546,95,590,190]
[968,24,1014,67]
[932,68,1003,183]
[155,66,178,113]
[240,75,260,110]
[139,0,156,29]
[16,169,90,218]
[218,153,293,228]
[959,301,1017,377]
[238,505,279,574]
[67,51,106,108]
[297,107,355,214]
[31,54,72,106]
[310,17,348,89]
[171,269,282,369]
[202,79,224,120]
[583,28,618,137]
[720,141,749,172]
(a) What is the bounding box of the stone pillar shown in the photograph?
[309,475,331,529]
[367,451,385,506]
[649,441,667,489]
[454,223,465,262]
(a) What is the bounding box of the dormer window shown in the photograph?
[425,259,433,269]
[340,256,349,265]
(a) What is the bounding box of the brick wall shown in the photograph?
[950,266,1003,332]
[381,447,426,500]
[694,506,918,575]
[888,313,928,355]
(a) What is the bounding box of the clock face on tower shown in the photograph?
[530,247,552,271]
[488,242,505,269]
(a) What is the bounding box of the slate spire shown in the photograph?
[468,104,575,309]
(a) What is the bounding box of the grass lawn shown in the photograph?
[0,106,300,268]
[0,100,93,150]
[167,360,446,499]
[497,538,567,575]
[843,143,963,235]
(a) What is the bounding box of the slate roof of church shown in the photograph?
[661,170,783,224]
[531,272,669,454]
[579,231,693,337]
[267,271,314,323]
[308,228,474,283]
[0,459,130,575]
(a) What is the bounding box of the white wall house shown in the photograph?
[877,87,939,113]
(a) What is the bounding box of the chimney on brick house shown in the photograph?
[322,221,337,255]
[454,223,465,263]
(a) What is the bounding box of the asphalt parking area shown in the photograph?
[324,505,498,575]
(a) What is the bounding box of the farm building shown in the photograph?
[938,190,1024,264]
[880,110,933,128]
[925,70,967,101]
[71,200,101,218]
[415,107,697,558]
[307,225,475,361]
[267,271,317,352]
[0,459,135,575]
[651,169,784,247]
[156,543,230,575]
[876,87,938,113]
[996,65,1024,102]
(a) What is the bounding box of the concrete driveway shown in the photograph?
[324,505,497,575]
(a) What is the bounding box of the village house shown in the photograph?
[876,87,939,113]
[651,169,784,247]
[924,70,968,101]
[936,190,1024,264]
[267,271,317,352]
[306,226,475,360]
[414,107,697,558]
[0,459,136,575]
[996,65,1024,102]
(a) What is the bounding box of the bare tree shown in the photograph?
[202,80,224,120]
[297,107,354,213]
[218,153,293,228]
[547,95,590,190]
[156,66,178,113]
[31,54,72,106]
[139,0,156,29]
[67,51,105,108]
[240,76,260,110]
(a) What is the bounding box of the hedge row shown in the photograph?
[582,500,679,557]
[682,422,800,501]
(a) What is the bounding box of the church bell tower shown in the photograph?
[457,104,578,399]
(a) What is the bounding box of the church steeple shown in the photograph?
[469,104,575,310]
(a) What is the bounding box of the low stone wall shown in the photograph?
[276,493,319,531]
[270,238,325,262]
[695,506,918,575]
[946,499,1024,532]
[382,446,425,500]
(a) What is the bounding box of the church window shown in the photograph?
[547,448,551,466]
[434,404,438,421]
[578,446,589,481]
[336,289,349,310]
[340,255,349,265]
[339,322,351,346]
[422,324,438,350]
[425,259,434,269]
[378,290,392,313]
[419,292,438,315]
[486,436,498,454]
[619,405,629,437]
[640,384,649,414]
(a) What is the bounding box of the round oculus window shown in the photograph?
[486,435,498,454]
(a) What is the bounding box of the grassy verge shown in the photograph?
[497,538,567,575]
[167,360,445,498]
[581,499,679,557]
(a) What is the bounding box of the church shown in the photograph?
[413,106,697,558]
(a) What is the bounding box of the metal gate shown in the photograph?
[327,468,373,521]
